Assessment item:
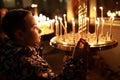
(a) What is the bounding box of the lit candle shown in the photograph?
[31,4,38,16]
[101,18,104,35]
[110,16,114,38]
[96,18,100,43]
[63,14,67,35]
[58,17,63,36]
[63,14,67,22]
[55,16,59,37]
[99,6,103,19]
[64,21,68,35]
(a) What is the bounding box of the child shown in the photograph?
[0,9,89,80]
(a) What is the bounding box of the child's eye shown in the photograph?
[32,24,37,29]
[33,27,38,31]
[33,26,41,33]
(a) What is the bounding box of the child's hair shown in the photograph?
[1,9,31,41]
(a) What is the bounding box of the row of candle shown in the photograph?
[54,14,89,38]
[34,14,55,29]
[93,6,116,43]
[31,3,88,38]
[32,3,115,43]
[55,14,68,37]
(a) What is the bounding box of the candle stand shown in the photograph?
[50,35,118,78]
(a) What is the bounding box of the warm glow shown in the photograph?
[31,4,38,16]
[31,4,38,8]
[66,0,74,22]
[93,6,96,10]
[34,14,55,35]
[99,6,103,10]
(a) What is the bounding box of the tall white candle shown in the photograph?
[101,18,104,35]
[110,16,114,37]
[59,17,63,36]
[64,21,67,35]
[55,16,59,37]
[99,7,104,35]
[99,6,103,19]
[31,4,38,16]
[63,14,67,22]
[63,14,67,35]
[96,18,100,43]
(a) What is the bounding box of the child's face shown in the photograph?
[22,13,41,46]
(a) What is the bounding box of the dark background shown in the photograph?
[0,0,120,18]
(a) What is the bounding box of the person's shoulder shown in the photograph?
[0,41,34,55]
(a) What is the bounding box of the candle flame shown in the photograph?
[99,6,103,10]
[31,4,38,8]
[93,6,96,10]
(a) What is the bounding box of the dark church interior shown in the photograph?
[0,0,120,80]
